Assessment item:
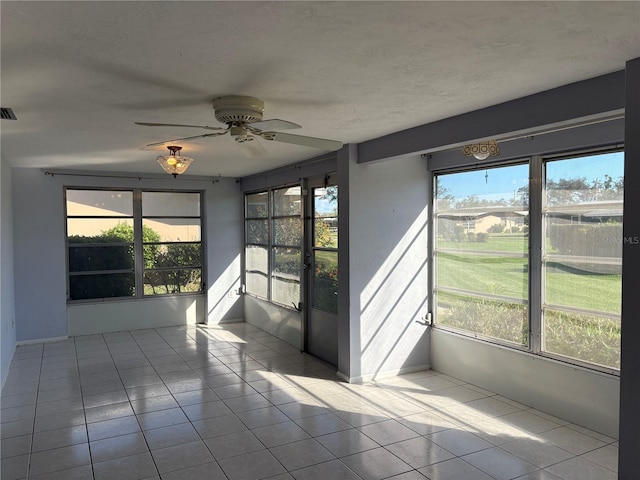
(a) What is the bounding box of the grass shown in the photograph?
[437,235,621,313]
[436,233,621,369]
[438,234,528,253]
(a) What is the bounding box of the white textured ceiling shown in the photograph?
[2,1,639,178]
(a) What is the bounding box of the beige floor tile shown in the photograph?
[0,453,29,480]
[252,420,310,447]
[32,425,87,452]
[341,446,413,480]
[315,428,381,457]
[419,457,494,480]
[29,443,91,477]
[295,411,353,436]
[192,413,248,439]
[150,440,215,474]
[501,437,574,468]
[130,394,179,414]
[90,431,149,463]
[1,434,32,459]
[358,418,420,445]
[136,407,189,430]
[29,464,94,480]
[537,426,607,455]
[93,451,158,480]
[386,436,456,468]
[87,415,140,441]
[462,446,538,480]
[204,430,265,459]
[545,456,617,480]
[143,422,200,450]
[270,438,335,471]
[291,459,360,480]
[159,461,228,480]
[428,428,494,456]
[236,405,290,429]
[579,444,618,472]
[218,449,286,480]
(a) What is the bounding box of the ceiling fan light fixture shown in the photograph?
[462,139,500,160]
[156,145,193,177]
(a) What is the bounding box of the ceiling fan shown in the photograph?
[136,95,343,157]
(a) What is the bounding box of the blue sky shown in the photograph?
[437,151,624,202]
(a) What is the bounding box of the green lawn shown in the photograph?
[438,234,527,253]
[437,232,621,314]
[436,235,621,369]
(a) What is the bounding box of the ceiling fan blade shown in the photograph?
[248,119,301,132]
[236,136,268,158]
[262,132,343,151]
[136,122,226,131]
[146,131,227,147]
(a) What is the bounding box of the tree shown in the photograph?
[102,223,160,268]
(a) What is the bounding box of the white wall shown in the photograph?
[244,296,302,349]
[68,296,205,336]
[345,154,431,382]
[11,168,243,341]
[1,156,17,388]
[432,330,620,438]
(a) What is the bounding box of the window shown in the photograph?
[433,150,623,372]
[312,186,338,314]
[66,189,203,301]
[434,163,529,346]
[542,153,623,369]
[244,185,302,308]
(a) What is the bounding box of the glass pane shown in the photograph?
[143,269,202,295]
[434,163,529,345]
[69,246,133,272]
[246,192,268,218]
[543,151,623,368]
[437,291,528,345]
[143,219,201,242]
[436,252,528,300]
[142,192,200,216]
[314,186,338,248]
[66,190,133,216]
[69,273,135,300]
[273,217,302,246]
[545,153,624,207]
[273,186,301,216]
[246,219,268,244]
[67,219,134,239]
[245,246,268,298]
[272,247,300,306]
[545,260,621,314]
[313,251,338,314]
[544,309,620,369]
[144,243,202,269]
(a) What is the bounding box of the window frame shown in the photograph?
[65,187,205,303]
[432,159,532,351]
[243,183,303,310]
[430,147,624,375]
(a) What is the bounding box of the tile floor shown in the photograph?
[1,323,618,480]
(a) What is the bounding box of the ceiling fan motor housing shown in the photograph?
[213,95,264,124]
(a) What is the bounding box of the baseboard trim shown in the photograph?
[337,364,432,384]
[17,335,69,345]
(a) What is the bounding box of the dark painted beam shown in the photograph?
[427,117,624,171]
[619,57,640,480]
[358,71,625,164]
